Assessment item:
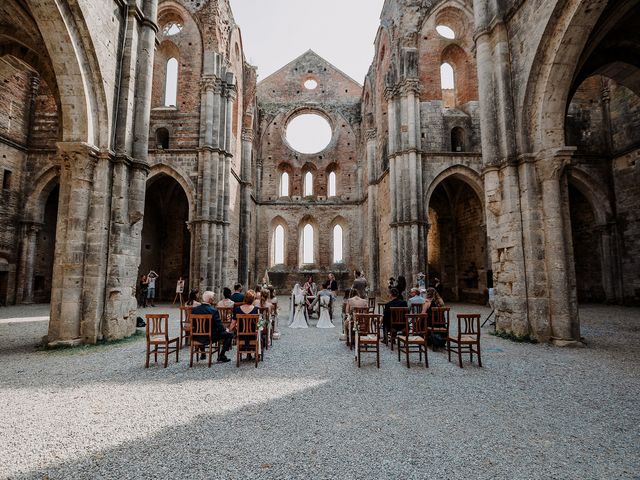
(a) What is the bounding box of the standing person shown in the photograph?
[352,270,367,299]
[417,272,426,292]
[192,291,233,363]
[433,277,443,297]
[395,275,407,299]
[139,274,148,308]
[230,283,244,303]
[328,273,338,319]
[267,285,280,339]
[147,270,159,307]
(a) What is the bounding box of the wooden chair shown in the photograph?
[178,305,193,349]
[409,303,423,314]
[349,306,370,350]
[236,314,260,368]
[397,313,428,368]
[428,306,450,351]
[145,314,179,368]
[389,307,409,351]
[258,307,271,351]
[447,314,482,368]
[354,313,381,368]
[368,296,376,310]
[189,314,218,368]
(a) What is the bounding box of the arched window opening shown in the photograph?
[333,225,343,263]
[304,172,313,196]
[436,25,456,39]
[273,225,285,265]
[280,172,289,197]
[164,58,178,107]
[451,127,465,152]
[440,63,455,108]
[328,171,337,197]
[303,224,314,264]
[156,128,169,149]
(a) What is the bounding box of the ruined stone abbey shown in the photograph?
[1,0,638,346]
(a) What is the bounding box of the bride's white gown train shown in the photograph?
[289,294,309,329]
[316,296,335,328]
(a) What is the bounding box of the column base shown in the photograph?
[551,338,586,348]
[47,338,83,348]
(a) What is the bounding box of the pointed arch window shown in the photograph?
[440,62,454,90]
[333,224,343,263]
[280,172,289,197]
[304,172,313,196]
[164,58,179,107]
[303,224,314,264]
[328,171,337,197]
[273,225,285,265]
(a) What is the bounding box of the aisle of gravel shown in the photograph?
[1,300,639,479]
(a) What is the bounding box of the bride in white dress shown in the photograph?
[311,284,335,328]
[288,283,309,329]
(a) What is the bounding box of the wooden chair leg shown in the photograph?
[397,340,401,361]
[164,344,169,368]
[447,340,451,362]
[477,344,482,367]
[376,344,380,369]
[176,343,179,364]
[458,344,463,368]
[236,348,240,368]
[189,345,194,367]
[145,343,150,368]
[424,345,429,368]
[405,342,410,369]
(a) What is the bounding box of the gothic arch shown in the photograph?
[425,165,485,214]
[297,216,320,266]
[147,164,196,221]
[565,167,613,225]
[24,167,61,223]
[269,216,289,267]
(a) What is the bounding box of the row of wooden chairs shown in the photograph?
[347,305,482,369]
[145,305,277,368]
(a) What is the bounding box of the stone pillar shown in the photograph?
[18,223,41,304]
[238,127,254,286]
[538,149,581,344]
[48,142,99,346]
[366,129,379,293]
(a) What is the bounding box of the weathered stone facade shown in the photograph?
[1,0,638,345]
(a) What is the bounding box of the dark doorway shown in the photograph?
[34,185,58,303]
[139,174,190,301]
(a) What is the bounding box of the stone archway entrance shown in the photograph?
[427,176,487,303]
[33,185,59,303]
[139,174,191,302]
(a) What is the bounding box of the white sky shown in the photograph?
[229,0,386,84]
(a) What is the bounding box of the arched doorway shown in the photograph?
[427,175,487,303]
[33,184,59,303]
[139,174,191,302]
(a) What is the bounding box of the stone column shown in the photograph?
[366,129,379,293]
[18,223,41,304]
[538,149,581,344]
[48,142,99,346]
[238,127,254,286]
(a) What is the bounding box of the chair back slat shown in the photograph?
[190,314,212,336]
[179,306,193,325]
[405,313,428,336]
[356,313,381,336]
[430,307,450,330]
[409,303,423,314]
[145,314,169,340]
[368,297,376,309]
[457,314,481,339]
[390,307,409,328]
[237,314,259,335]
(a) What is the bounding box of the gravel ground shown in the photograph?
[0,300,639,479]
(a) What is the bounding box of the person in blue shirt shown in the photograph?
[191,291,233,363]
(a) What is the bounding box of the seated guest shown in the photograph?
[257,288,272,309]
[230,283,245,303]
[233,289,259,359]
[395,275,407,299]
[216,287,235,308]
[186,288,201,307]
[191,291,233,363]
[420,287,445,314]
[345,288,368,314]
[407,288,425,307]
[383,288,408,339]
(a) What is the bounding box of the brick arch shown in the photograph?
[425,165,484,215]
[24,166,61,223]
[147,164,196,221]
[441,43,477,105]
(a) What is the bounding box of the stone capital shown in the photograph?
[241,128,254,142]
[57,142,99,183]
[535,147,576,183]
[200,78,217,93]
[366,128,377,141]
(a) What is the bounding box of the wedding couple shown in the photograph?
[288,282,335,329]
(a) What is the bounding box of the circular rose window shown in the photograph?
[285,113,332,154]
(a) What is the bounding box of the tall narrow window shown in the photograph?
[164,58,178,107]
[304,172,313,196]
[303,224,314,264]
[440,62,454,89]
[280,172,289,197]
[333,224,343,263]
[273,225,285,265]
[328,171,336,197]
